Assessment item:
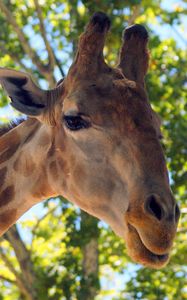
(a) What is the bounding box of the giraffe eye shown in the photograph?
[63,115,91,131]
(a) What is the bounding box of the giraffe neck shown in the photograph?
[0,118,59,235]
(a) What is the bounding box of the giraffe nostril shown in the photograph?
[145,195,163,221]
[175,204,180,223]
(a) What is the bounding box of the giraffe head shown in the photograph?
[0,13,180,268]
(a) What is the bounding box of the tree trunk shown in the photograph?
[79,212,99,300]
[3,225,39,300]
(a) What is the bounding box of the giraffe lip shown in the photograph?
[127,223,169,265]
[149,252,169,262]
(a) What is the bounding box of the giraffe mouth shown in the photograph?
[126,224,169,268]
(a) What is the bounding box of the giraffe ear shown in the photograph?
[0,68,47,116]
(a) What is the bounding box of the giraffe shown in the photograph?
[0,12,180,268]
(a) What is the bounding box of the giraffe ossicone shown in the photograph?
[0,12,180,268]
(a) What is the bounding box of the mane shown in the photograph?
[0,118,25,137]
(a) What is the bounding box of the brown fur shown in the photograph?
[0,119,25,137]
[49,161,59,180]
[13,152,36,177]
[47,140,56,157]
[38,132,51,147]
[32,169,54,199]
[0,185,15,208]
[25,118,37,127]
[0,141,20,164]
[0,209,17,231]
[23,121,41,144]
[0,167,7,186]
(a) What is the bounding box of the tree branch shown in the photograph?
[128,4,141,25]
[30,205,58,250]
[3,225,39,300]
[33,0,55,69]
[0,275,15,284]
[3,225,37,287]
[0,247,33,300]
[0,248,19,278]
[33,0,65,78]
[54,54,65,78]
[0,2,55,86]
[0,2,42,71]
[0,44,33,74]
[32,205,57,235]
[177,228,187,233]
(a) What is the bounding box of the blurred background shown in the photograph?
[0,1,187,299]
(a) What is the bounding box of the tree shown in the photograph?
[0,1,186,299]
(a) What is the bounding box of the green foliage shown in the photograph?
[124,265,187,299]
[0,0,187,299]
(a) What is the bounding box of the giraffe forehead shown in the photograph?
[63,77,143,116]
[63,84,124,117]
[62,87,156,138]
[79,85,151,122]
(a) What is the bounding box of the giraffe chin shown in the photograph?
[125,224,169,269]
